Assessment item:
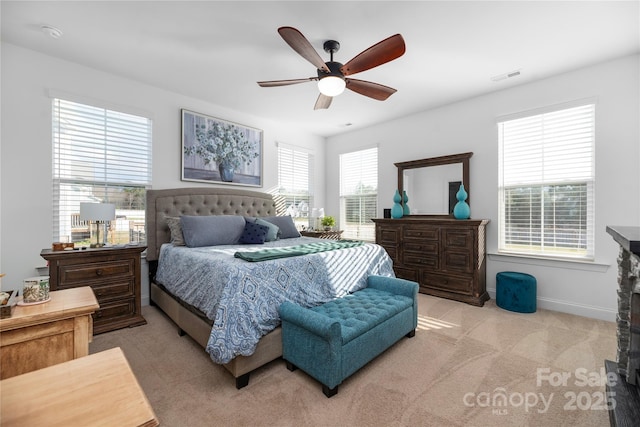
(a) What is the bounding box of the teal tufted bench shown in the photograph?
[279,275,418,397]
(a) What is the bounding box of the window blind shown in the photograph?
[339,147,378,241]
[498,103,595,259]
[276,144,314,224]
[52,98,152,244]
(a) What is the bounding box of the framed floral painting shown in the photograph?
[181,109,263,187]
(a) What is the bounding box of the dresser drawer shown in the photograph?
[421,272,473,295]
[442,249,473,274]
[394,267,417,282]
[378,227,401,245]
[404,241,438,255]
[381,245,398,263]
[404,227,438,240]
[404,253,438,269]
[58,259,135,286]
[443,229,473,249]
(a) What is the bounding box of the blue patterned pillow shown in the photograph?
[239,221,269,244]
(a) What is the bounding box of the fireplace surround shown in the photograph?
[606,226,640,426]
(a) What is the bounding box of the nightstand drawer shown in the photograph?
[59,259,134,285]
[91,279,135,301]
[93,298,137,333]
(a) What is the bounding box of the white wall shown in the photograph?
[326,54,640,321]
[0,42,326,304]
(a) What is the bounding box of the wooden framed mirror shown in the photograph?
[396,152,472,216]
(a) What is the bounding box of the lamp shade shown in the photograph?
[317,76,346,97]
[80,203,116,221]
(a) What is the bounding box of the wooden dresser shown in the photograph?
[373,217,489,306]
[41,246,146,334]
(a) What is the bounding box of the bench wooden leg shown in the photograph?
[406,329,415,338]
[323,384,338,398]
[285,361,297,371]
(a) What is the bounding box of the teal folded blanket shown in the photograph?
[234,240,364,262]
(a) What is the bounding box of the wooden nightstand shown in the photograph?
[41,245,146,334]
[0,287,99,379]
[300,230,344,240]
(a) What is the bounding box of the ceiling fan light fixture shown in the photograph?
[318,76,346,97]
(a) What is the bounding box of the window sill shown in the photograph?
[487,252,610,272]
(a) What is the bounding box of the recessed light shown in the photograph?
[41,25,63,39]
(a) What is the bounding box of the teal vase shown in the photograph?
[391,189,403,219]
[453,184,470,219]
[402,191,410,216]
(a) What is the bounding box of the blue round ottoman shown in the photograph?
[496,272,537,313]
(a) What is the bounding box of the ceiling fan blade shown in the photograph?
[257,78,317,87]
[345,78,397,101]
[278,27,330,72]
[314,94,332,110]
[341,34,406,76]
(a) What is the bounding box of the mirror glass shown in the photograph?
[404,164,462,214]
[395,152,472,216]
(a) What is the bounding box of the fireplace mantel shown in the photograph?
[607,226,640,257]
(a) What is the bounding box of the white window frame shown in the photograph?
[52,97,152,245]
[498,100,595,260]
[339,146,378,241]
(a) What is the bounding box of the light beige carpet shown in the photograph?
[90,294,617,426]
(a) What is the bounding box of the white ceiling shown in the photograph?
[2,1,639,137]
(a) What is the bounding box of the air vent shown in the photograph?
[491,69,521,82]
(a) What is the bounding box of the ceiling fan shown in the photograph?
[257,27,406,110]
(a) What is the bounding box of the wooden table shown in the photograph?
[0,287,99,379]
[300,230,344,240]
[0,347,159,427]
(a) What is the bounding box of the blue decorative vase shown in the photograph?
[402,191,410,216]
[218,162,235,182]
[391,189,403,219]
[453,184,470,219]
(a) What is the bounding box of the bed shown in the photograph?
[146,187,394,388]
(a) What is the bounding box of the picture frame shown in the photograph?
[181,109,263,187]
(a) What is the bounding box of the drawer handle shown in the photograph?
[96,311,103,318]
[96,269,103,276]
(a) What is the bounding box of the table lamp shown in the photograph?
[80,203,115,247]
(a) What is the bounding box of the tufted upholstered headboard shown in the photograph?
[146,187,279,261]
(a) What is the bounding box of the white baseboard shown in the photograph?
[487,289,617,322]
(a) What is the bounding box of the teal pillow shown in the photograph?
[255,217,280,241]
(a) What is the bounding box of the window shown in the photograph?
[276,143,314,229]
[340,147,378,241]
[52,98,152,245]
[498,102,595,259]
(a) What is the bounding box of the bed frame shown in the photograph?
[146,187,284,388]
